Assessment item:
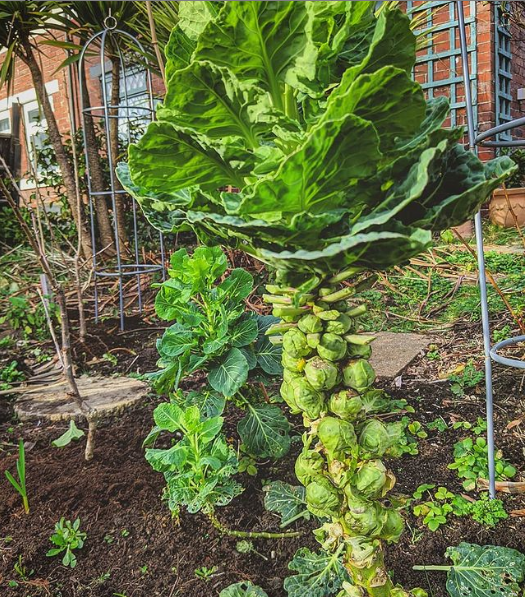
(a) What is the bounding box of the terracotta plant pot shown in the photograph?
[489,187,525,228]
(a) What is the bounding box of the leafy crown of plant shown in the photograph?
[119,1,514,285]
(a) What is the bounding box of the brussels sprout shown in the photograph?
[317,333,347,362]
[304,357,339,390]
[343,359,375,392]
[343,496,385,537]
[358,420,401,458]
[379,508,404,542]
[354,460,392,498]
[282,351,306,373]
[306,333,321,349]
[283,368,301,384]
[318,417,357,458]
[328,390,363,421]
[282,328,311,358]
[317,309,341,321]
[290,377,325,419]
[333,300,350,312]
[295,449,325,486]
[325,314,353,335]
[346,343,372,359]
[280,380,300,413]
[305,477,342,518]
[297,314,323,334]
[312,301,329,315]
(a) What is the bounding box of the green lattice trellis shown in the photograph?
[407,0,477,128]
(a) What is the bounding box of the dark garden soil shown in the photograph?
[1,317,525,597]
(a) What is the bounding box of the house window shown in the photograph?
[0,112,10,134]
[102,66,152,140]
[23,99,53,181]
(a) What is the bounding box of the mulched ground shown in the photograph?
[1,316,525,597]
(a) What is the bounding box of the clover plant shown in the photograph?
[120,2,515,595]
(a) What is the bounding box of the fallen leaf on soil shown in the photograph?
[510,509,525,517]
[506,417,524,430]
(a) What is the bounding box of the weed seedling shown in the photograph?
[448,436,516,491]
[194,565,218,582]
[140,564,148,575]
[120,529,130,537]
[5,439,29,514]
[427,417,448,433]
[448,361,484,397]
[0,360,25,391]
[46,518,87,568]
[469,493,508,527]
[236,539,268,561]
[13,554,33,581]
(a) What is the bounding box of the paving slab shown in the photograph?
[15,375,150,422]
[370,332,432,379]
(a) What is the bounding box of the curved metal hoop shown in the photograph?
[490,336,525,369]
[78,26,165,330]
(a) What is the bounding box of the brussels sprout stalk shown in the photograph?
[268,280,424,597]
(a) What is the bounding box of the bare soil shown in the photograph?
[1,317,525,597]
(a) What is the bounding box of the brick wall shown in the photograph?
[0,35,165,204]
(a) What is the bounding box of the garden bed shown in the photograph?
[1,327,524,597]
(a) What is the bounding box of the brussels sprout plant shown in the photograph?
[119,2,514,595]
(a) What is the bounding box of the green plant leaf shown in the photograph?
[263,481,310,528]
[284,547,351,597]
[52,420,85,448]
[238,404,291,459]
[193,1,314,108]
[158,323,196,357]
[254,336,283,376]
[208,348,249,397]
[219,581,269,597]
[217,269,254,304]
[230,316,259,348]
[444,543,525,597]
[153,402,184,432]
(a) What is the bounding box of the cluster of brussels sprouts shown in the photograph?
[266,283,420,596]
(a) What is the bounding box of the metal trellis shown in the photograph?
[78,14,165,331]
[456,0,524,499]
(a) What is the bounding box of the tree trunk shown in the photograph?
[109,56,128,253]
[80,63,116,257]
[21,41,93,260]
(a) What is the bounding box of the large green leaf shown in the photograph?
[263,481,310,528]
[444,543,525,597]
[220,582,269,597]
[254,336,282,376]
[239,114,380,216]
[158,323,196,357]
[208,347,249,397]
[284,547,351,597]
[159,61,279,147]
[128,122,244,197]
[238,404,291,459]
[193,1,313,109]
[230,316,259,348]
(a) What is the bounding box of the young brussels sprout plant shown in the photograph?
[120,2,515,595]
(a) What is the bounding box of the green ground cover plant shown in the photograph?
[46,518,86,568]
[4,439,29,514]
[120,1,515,595]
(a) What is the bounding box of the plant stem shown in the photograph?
[322,286,355,303]
[412,565,452,571]
[207,510,302,539]
[22,495,29,515]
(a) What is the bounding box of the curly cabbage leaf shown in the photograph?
[120,2,515,282]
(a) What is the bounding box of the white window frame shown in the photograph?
[21,98,53,189]
[0,109,10,134]
[0,80,59,191]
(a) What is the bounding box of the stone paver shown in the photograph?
[370,332,432,379]
[15,375,150,422]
